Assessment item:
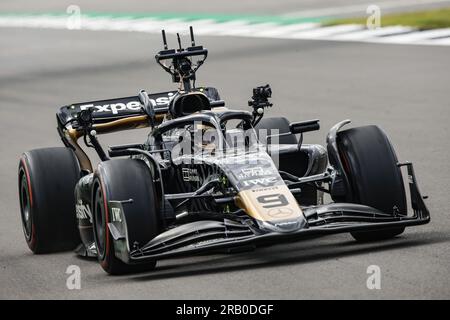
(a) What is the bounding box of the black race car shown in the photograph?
[18,27,430,274]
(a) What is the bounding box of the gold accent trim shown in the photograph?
[67,129,92,172]
[66,114,165,172]
[93,115,150,134]
[235,185,303,222]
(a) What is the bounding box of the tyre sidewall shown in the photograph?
[18,148,81,253]
[337,126,407,241]
[93,159,161,275]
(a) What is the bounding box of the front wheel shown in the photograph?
[93,159,162,275]
[336,125,407,242]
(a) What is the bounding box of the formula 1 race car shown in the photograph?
[18,27,430,274]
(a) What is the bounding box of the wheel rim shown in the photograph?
[94,186,106,258]
[19,170,32,241]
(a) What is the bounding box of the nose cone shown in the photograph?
[236,184,308,234]
[257,214,307,233]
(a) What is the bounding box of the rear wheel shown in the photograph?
[336,125,406,242]
[93,159,162,275]
[18,148,81,253]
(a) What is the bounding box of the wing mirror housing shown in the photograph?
[290,119,320,134]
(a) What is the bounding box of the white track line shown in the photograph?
[122,18,186,33]
[151,19,218,34]
[289,24,364,39]
[221,23,282,37]
[0,15,67,29]
[252,23,320,37]
[371,27,450,43]
[421,37,450,45]
[0,15,449,46]
[166,19,217,34]
[192,20,251,35]
[126,18,167,33]
[329,26,414,40]
[282,0,450,18]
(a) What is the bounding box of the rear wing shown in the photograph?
[56,87,223,172]
[56,87,223,128]
[57,92,170,125]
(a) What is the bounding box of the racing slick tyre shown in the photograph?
[18,147,81,253]
[337,125,407,242]
[93,159,162,275]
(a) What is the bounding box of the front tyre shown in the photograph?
[93,159,162,275]
[18,148,81,253]
[336,125,407,242]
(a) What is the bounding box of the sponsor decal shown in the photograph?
[241,176,279,187]
[236,165,280,188]
[79,95,173,115]
[182,168,200,182]
[267,207,293,218]
[251,186,279,193]
[237,167,275,179]
[79,101,141,115]
[75,201,92,222]
[111,207,122,222]
[274,220,298,228]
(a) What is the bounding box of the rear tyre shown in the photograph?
[336,125,406,242]
[93,159,162,275]
[18,147,81,253]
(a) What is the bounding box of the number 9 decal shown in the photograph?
[256,193,288,208]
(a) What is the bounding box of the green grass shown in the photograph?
[325,7,450,30]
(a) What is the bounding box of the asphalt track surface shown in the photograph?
[1,1,450,299]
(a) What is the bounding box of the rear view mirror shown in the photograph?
[290,119,320,134]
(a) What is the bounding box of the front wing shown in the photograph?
[108,162,429,263]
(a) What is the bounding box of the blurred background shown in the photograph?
[2,0,450,15]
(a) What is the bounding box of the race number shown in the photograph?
[256,193,288,208]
